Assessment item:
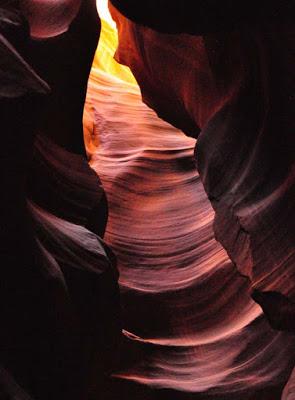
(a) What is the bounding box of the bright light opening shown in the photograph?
[96,0,116,28]
[94,0,136,84]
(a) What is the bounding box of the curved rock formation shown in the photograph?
[1,2,121,399]
[109,0,295,333]
[87,2,295,398]
[2,0,294,398]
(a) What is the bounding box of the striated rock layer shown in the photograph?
[108,2,295,306]
[85,5,295,396]
[1,0,294,398]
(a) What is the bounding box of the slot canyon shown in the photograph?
[0,1,294,399]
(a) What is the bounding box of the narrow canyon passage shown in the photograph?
[1,1,293,399]
[83,3,295,398]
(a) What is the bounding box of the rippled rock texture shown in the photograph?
[86,2,295,398]
[108,1,295,303]
[1,0,295,399]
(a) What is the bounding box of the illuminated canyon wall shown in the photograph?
[83,1,295,399]
[0,1,294,399]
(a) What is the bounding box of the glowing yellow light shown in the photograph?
[96,0,116,28]
[95,0,136,84]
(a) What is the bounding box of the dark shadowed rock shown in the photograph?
[0,2,121,399]
[110,0,295,35]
